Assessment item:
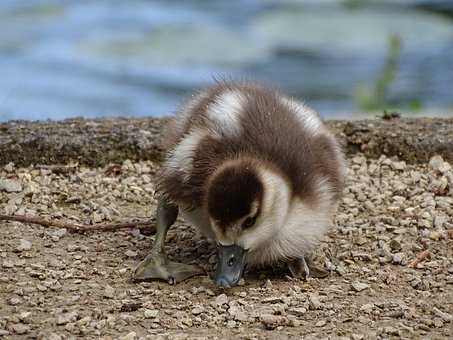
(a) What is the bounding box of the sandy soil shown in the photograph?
[1,154,452,339]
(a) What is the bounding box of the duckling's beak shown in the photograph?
[214,244,247,288]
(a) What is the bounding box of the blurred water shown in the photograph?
[0,0,452,122]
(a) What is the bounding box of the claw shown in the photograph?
[288,256,329,279]
[301,256,310,278]
[305,263,329,279]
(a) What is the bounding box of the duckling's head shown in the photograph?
[206,159,290,287]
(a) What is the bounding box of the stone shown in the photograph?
[18,311,32,322]
[429,155,451,173]
[125,250,137,258]
[360,303,375,313]
[8,297,22,306]
[16,239,32,252]
[309,294,322,310]
[0,178,22,192]
[10,324,30,334]
[4,204,17,215]
[389,239,402,251]
[383,326,400,336]
[392,253,404,264]
[67,244,79,252]
[191,306,204,315]
[181,318,193,327]
[288,307,307,317]
[263,279,273,289]
[4,162,14,172]
[2,260,14,268]
[51,228,67,239]
[351,281,370,292]
[260,314,289,330]
[432,307,452,322]
[429,231,441,241]
[103,285,115,299]
[144,309,159,319]
[433,215,447,229]
[391,161,406,171]
[122,160,134,171]
[228,302,248,322]
[226,320,236,328]
[315,320,327,327]
[214,293,228,306]
[433,318,444,328]
[119,331,137,340]
[46,333,63,340]
[56,311,78,325]
[65,196,82,204]
[262,296,284,304]
[92,211,104,223]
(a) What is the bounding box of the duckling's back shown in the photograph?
[158,82,345,210]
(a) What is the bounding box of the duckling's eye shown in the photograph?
[242,216,256,229]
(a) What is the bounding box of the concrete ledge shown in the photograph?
[1,117,452,167]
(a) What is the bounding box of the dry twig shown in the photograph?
[408,249,430,268]
[0,214,155,234]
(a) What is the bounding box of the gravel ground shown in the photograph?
[1,154,452,339]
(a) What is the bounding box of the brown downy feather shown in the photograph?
[156,81,344,211]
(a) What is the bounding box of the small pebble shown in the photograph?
[56,311,78,325]
[432,307,452,322]
[103,285,115,299]
[16,239,32,252]
[0,178,22,192]
[315,320,327,327]
[10,324,30,335]
[8,297,22,306]
[191,306,204,315]
[288,307,307,317]
[309,294,322,310]
[51,228,67,239]
[214,293,228,306]
[143,309,159,319]
[351,281,370,292]
[125,250,138,258]
[260,314,289,330]
[119,331,137,340]
[4,162,15,172]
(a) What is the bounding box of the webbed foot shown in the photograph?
[134,251,205,284]
[288,256,329,279]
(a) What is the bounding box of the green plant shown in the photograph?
[343,0,366,10]
[355,34,402,111]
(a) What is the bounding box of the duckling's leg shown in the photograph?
[133,199,204,284]
[288,256,329,279]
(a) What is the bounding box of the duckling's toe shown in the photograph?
[133,252,205,284]
[288,256,329,279]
